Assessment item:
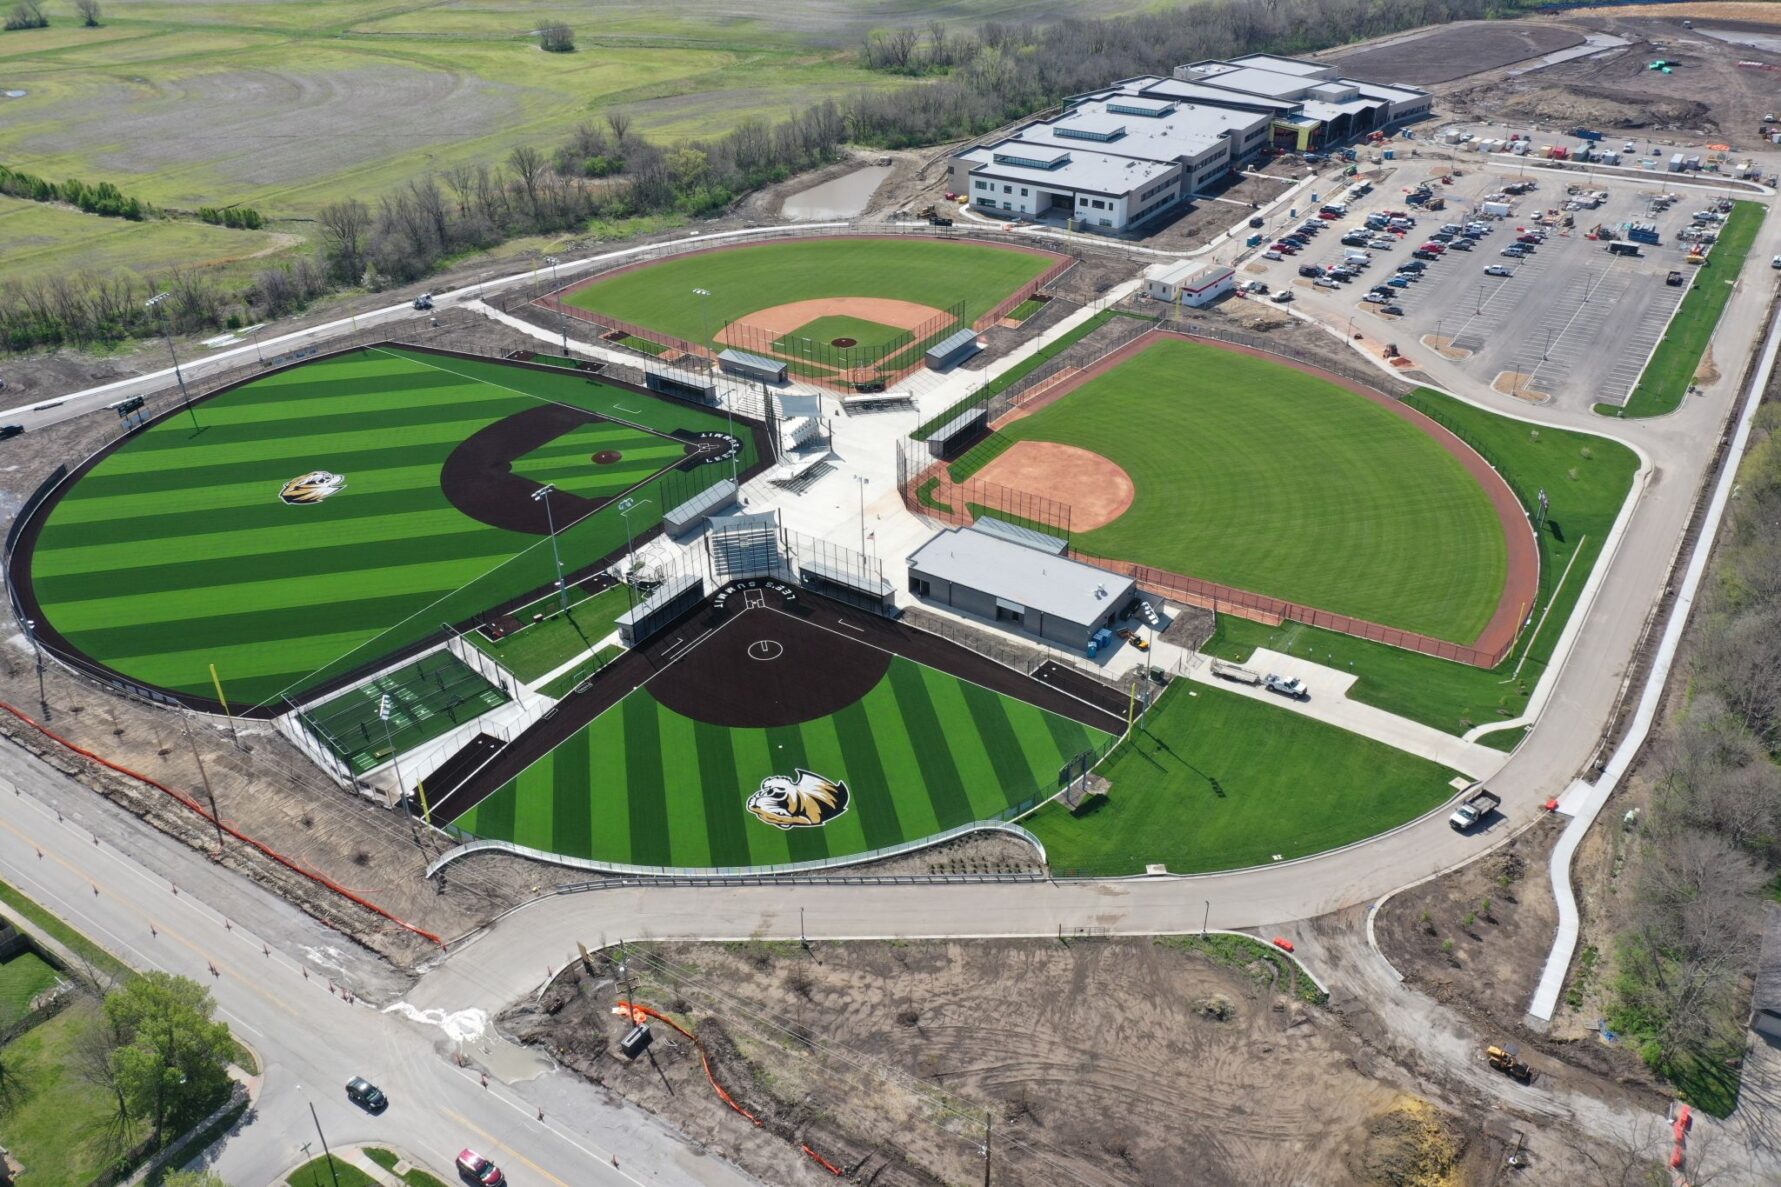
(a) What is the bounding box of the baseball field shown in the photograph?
[443,596,1116,870]
[19,346,753,708]
[561,237,1059,361]
[945,335,1519,644]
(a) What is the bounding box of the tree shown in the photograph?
[538,22,573,53]
[317,198,369,282]
[74,0,99,26]
[104,973,234,1144]
[3,0,46,30]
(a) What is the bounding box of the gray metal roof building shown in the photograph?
[906,525,1136,652]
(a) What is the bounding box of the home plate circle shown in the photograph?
[747,639,784,661]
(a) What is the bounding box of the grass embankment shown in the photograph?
[1026,681,1457,876]
[1600,200,1765,418]
[287,1155,379,1187]
[949,337,1508,643]
[365,1148,450,1187]
[469,583,631,684]
[1204,389,1639,735]
[0,949,61,1016]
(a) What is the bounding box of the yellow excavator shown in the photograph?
[1488,1044,1533,1083]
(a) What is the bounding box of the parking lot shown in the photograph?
[1236,159,1731,409]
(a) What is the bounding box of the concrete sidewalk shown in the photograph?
[1186,647,1510,779]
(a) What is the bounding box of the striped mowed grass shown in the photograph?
[27,347,747,706]
[449,657,1110,869]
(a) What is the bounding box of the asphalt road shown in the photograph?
[0,740,759,1187]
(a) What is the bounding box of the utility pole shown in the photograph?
[982,1110,992,1187]
[145,291,198,431]
[306,1097,342,1187]
[22,618,48,721]
[545,255,568,354]
[181,709,226,855]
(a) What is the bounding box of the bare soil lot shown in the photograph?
[1327,21,1585,86]
[504,936,1478,1187]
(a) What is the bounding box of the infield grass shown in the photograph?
[1602,201,1766,418]
[952,336,1509,643]
[564,238,1052,348]
[772,314,906,359]
[26,348,750,706]
[1204,389,1640,734]
[1026,682,1458,876]
[449,657,1110,869]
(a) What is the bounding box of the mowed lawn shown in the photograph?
[564,237,1054,346]
[971,337,1509,643]
[449,657,1111,869]
[1026,682,1458,875]
[27,348,748,706]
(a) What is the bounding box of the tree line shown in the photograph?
[851,0,1494,146]
[0,165,148,220]
[1608,403,1781,1109]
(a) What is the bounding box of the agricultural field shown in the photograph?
[0,194,290,284]
[19,347,752,707]
[948,336,1514,644]
[1026,681,1459,876]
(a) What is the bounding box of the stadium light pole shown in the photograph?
[617,500,644,612]
[378,694,408,808]
[545,255,568,354]
[145,291,199,431]
[530,484,571,613]
[22,618,47,722]
[854,474,869,560]
[693,287,713,362]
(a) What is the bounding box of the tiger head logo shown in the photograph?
[746,769,850,830]
[279,471,347,505]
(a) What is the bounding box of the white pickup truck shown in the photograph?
[1263,673,1308,700]
[1449,786,1501,832]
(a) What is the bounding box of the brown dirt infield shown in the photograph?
[714,297,944,347]
[973,441,1135,531]
[592,449,623,464]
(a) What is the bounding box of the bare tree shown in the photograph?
[317,198,369,282]
[507,145,546,218]
[3,0,47,29]
[538,22,573,53]
[605,110,632,146]
[74,0,100,26]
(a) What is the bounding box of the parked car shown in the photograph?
[1501,246,1528,257]
[1412,249,1440,260]
[1484,264,1514,277]
[1517,233,1542,244]
[1418,242,1446,254]
[457,1150,506,1187]
[1244,280,1269,294]
[1270,290,1294,303]
[1367,237,1395,249]
[1362,291,1388,303]
[1317,210,1341,220]
[1447,239,1473,252]
[1298,265,1324,278]
[1270,243,1296,254]
[1263,674,1308,700]
[1396,261,1426,273]
[1314,277,1339,288]
[1381,304,1406,315]
[1387,276,1411,288]
[0,425,22,441]
[1430,231,1455,243]
[1262,251,1284,261]
[1248,215,1266,228]
[345,1077,387,1112]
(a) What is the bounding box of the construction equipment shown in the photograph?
[1487,1044,1533,1083]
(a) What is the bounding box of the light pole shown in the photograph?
[300,1090,343,1187]
[22,617,47,721]
[854,474,869,560]
[530,484,570,613]
[545,255,567,354]
[378,694,407,807]
[693,287,713,361]
[145,291,199,431]
[616,500,643,611]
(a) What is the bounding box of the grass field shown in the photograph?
[952,336,1509,643]
[772,314,905,358]
[467,582,631,683]
[1026,682,1458,875]
[0,194,289,284]
[449,656,1111,869]
[302,652,509,773]
[366,1148,450,1187]
[0,997,147,1187]
[288,1155,379,1187]
[1603,201,1766,418]
[564,238,1052,348]
[1204,389,1641,734]
[26,347,749,706]
[0,949,60,1018]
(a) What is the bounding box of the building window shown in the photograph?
[1003,201,1014,210]
[1078,195,1089,206]
[995,605,1024,625]
[1003,184,1013,194]
[910,576,930,597]
[1091,199,1106,210]
[1020,187,1028,196]
[1099,218,1112,227]
[974,179,988,191]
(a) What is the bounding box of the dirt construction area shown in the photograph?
[501,935,1596,1187]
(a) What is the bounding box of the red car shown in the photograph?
[457,1150,506,1187]
[1418,243,1446,254]
[1517,233,1542,244]
[1317,210,1341,220]
[1270,243,1297,254]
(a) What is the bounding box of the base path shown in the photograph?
[716,297,946,345]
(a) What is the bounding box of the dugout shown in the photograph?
[906,525,1135,653]
[645,369,718,404]
[924,405,988,459]
[925,328,982,371]
[718,349,789,385]
[662,478,739,536]
[617,573,706,647]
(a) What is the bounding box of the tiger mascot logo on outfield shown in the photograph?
[279,471,347,505]
[746,769,850,830]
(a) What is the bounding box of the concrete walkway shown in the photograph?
[1186,647,1509,779]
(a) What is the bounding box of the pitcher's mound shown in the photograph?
[975,441,1135,530]
[592,450,623,464]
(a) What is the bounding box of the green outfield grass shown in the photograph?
[1026,682,1458,876]
[1204,389,1641,735]
[448,656,1111,869]
[302,651,508,774]
[1603,201,1766,418]
[953,336,1509,643]
[26,347,750,707]
[564,237,1052,348]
